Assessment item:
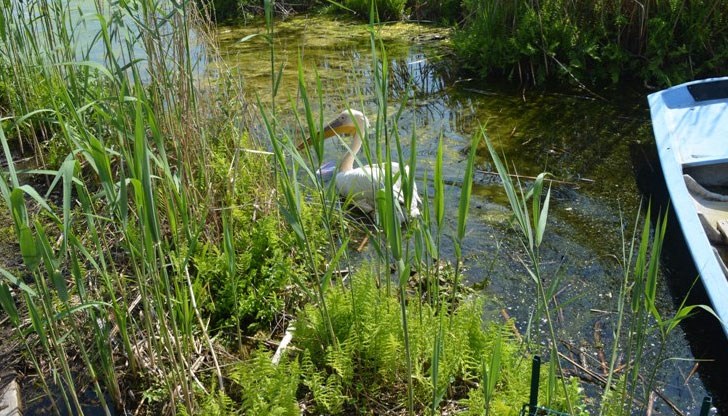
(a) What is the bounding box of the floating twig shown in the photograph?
[475,169,589,186]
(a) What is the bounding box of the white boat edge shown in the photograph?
[648,76,728,341]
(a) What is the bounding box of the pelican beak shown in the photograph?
[297,114,358,150]
[296,138,310,151]
[323,117,357,138]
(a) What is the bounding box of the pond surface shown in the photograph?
[216,14,724,414]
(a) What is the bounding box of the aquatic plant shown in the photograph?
[0,0,274,413]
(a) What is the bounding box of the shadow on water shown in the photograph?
[21,379,117,416]
[633,141,728,414]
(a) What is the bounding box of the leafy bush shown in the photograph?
[408,0,463,24]
[342,0,408,21]
[453,0,728,87]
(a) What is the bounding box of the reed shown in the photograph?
[484,133,578,413]
[598,204,717,415]
[485,132,714,414]
[0,0,242,413]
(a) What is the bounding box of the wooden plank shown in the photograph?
[0,380,21,416]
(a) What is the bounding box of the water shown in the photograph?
[216,15,723,414]
[6,0,208,83]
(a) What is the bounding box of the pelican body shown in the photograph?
[305,110,421,221]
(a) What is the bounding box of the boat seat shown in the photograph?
[713,247,728,276]
[719,220,728,242]
[685,174,728,245]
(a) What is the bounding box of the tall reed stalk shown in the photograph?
[598,204,717,415]
[0,0,234,413]
[484,133,575,413]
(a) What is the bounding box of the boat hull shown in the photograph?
[649,77,728,340]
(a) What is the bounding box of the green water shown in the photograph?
[216,15,713,414]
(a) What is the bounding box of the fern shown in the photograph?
[301,350,346,413]
[230,349,301,415]
[193,263,589,414]
[292,265,587,413]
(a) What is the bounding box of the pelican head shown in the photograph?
[297,109,370,151]
[322,109,370,139]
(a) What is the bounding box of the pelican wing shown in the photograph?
[335,163,420,220]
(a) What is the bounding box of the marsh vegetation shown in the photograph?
[0,0,723,415]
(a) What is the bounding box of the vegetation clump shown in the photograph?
[293,268,584,414]
[193,269,585,415]
[453,0,728,87]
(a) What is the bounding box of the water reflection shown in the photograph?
[5,0,207,83]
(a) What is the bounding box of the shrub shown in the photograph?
[453,0,728,87]
[408,0,463,24]
[343,0,407,21]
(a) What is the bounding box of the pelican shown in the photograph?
[300,109,421,222]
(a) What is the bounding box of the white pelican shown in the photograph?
[300,109,421,222]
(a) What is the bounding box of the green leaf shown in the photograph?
[0,268,36,296]
[536,183,551,247]
[457,130,481,242]
[321,238,349,291]
[60,157,77,254]
[434,134,445,228]
[26,296,47,346]
[18,184,61,223]
[18,224,40,271]
[0,122,18,189]
[0,283,19,326]
[667,304,719,334]
[54,301,111,321]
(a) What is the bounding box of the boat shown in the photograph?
[648,76,728,340]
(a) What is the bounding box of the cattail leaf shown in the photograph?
[535,184,551,247]
[0,283,19,326]
[19,224,40,271]
[0,268,36,296]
